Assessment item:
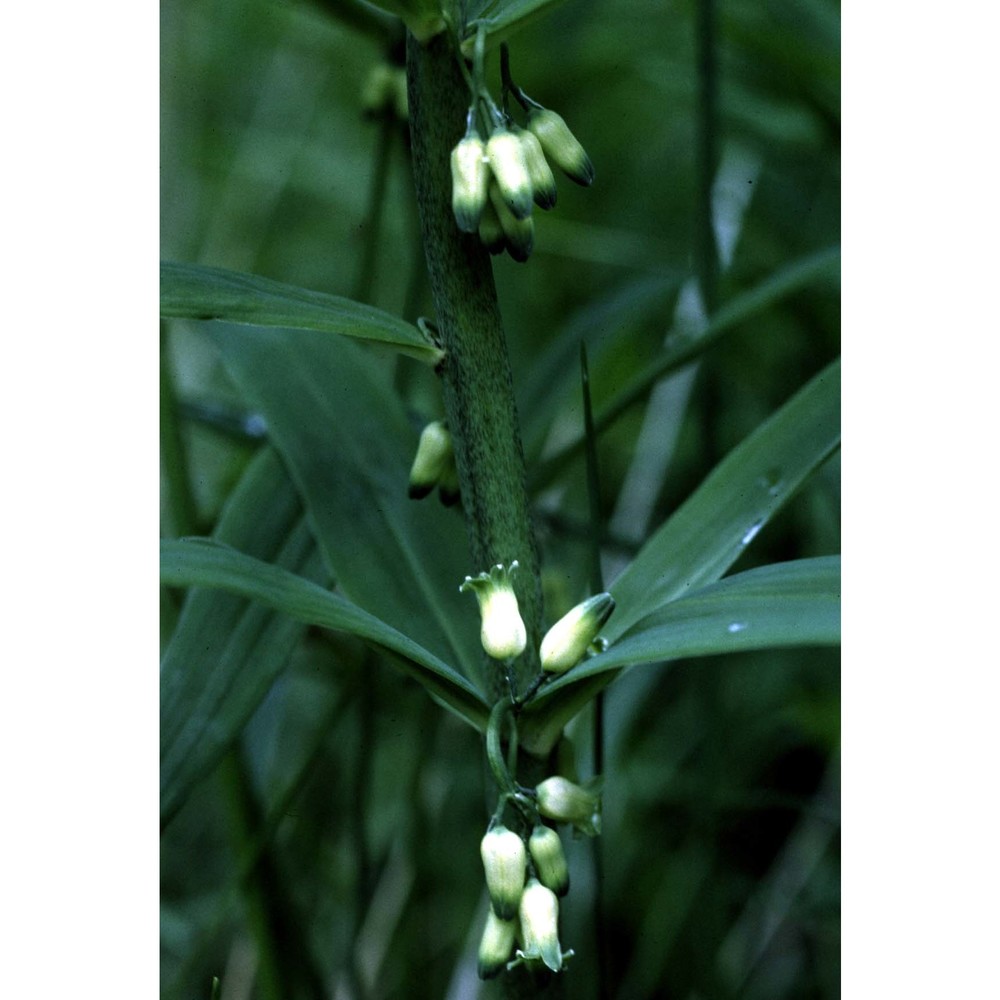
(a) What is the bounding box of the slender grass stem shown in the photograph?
[695,0,719,315]
[353,112,397,305]
[160,323,198,538]
[529,246,840,491]
[581,344,610,999]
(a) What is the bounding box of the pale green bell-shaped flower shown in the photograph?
[450,132,490,233]
[514,126,557,210]
[526,108,595,187]
[535,776,602,837]
[517,877,563,973]
[488,181,534,263]
[477,195,506,255]
[486,128,534,220]
[539,592,615,673]
[528,825,569,897]
[480,824,527,918]
[477,908,518,979]
[407,421,453,500]
[460,562,528,660]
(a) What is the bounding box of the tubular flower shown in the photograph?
[480,824,527,919]
[517,878,563,973]
[450,132,490,233]
[477,908,518,979]
[486,128,534,220]
[488,182,535,263]
[526,108,595,187]
[407,421,453,500]
[528,825,569,897]
[514,126,558,210]
[436,452,460,507]
[535,776,602,837]
[539,592,615,673]
[477,196,506,255]
[460,562,528,660]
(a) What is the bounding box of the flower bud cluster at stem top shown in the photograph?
[448,48,594,262]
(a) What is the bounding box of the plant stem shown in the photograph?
[160,323,198,538]
[405,31,542,696]
[695,0,719,315]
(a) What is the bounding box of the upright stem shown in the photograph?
[406,31,543,695]
[695,0,719,315]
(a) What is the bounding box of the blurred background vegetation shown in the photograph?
[160,0,840,997]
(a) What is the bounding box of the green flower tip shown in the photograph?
[526,108,595,187]
[480,824,527,919]
[486,129,534,221]
[539,592,615,674]
[461,562,527,660]
[535,776,602,837]
[488,182,535,263]
[517,878,563,973]
[451,134,490,234]
[478,909,518,980]
[529,825,569,897]
[408,421,453,500]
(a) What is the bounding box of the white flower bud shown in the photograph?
[518,878,563,973]
[526,108,595,187]
[539,593,615,673]
[528,825,569,896]
[488,181,534,263]
[515,126,558,210]
[460,562,528,661]
[477,196,506,255]
[451,133,490,233]
[535,776,602,837]
[407,421,453,499]
[477,908,518,979]
[486,128,534,220]
[480,824,527,919]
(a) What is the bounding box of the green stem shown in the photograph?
[487,698,518,798]
[353,111,397,304]
[406,31,543,697]
[581,344,610,999]
[695,0,719,314]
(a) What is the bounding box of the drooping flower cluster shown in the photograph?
[477,814,578,978]
[449,44,594,262]
[456,560,612,977]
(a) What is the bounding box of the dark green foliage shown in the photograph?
[161,0,839,996]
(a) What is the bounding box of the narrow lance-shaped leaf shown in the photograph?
[543,557,839,691]
[522,558,840,753]
[160,447,322,828]
[161,537,491,734]
[160,260,444,364]
[531,246,839,489]
[519,360,840,752]
[205,323,483,683]
[608,357,841,640]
